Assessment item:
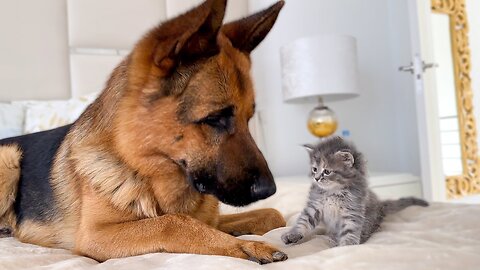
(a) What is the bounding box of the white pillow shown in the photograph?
[0,103,25,139]
[14,92,98,134]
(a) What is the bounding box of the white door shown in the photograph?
[401,0,447,202]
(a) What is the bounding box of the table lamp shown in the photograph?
[280,35,360,137]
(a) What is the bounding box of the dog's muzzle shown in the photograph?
[250,175,276,201]
[187,167,277,206]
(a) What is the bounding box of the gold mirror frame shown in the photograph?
[431,0,480,198]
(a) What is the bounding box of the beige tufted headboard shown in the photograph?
[67,0,248,97]
[0,0,248,101]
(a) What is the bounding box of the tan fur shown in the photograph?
[73,182,283,262]
[0,145,21,233]
[15,220,59,247]
[218,208,286,236]
[70,144,158,218]
[12,0,287,264]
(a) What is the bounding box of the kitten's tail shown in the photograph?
[381,197,429,215]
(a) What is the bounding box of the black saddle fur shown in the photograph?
[0,125,72,223]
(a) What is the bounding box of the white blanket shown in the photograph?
[1,182,479,270]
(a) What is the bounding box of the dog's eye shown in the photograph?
[323,169,331,175]
[203,115,229,129]
[198,106,234,132]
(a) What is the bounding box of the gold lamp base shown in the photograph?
[307,98,338,137]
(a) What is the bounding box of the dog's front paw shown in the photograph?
[281,230,304,245]
[236,240,288,264]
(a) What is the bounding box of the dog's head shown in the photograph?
[114,0,284,206]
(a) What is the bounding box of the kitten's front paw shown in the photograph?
[323,235,338,247]
[338,238,360,246]
[281,231,304,245]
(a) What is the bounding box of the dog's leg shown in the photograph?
[75,213,287,264]
[218,208,286,236]
[75,190,286,263]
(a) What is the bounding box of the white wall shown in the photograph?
[249,0,420,177]
[0,0,70,101]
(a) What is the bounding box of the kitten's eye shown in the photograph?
[312,167,318,173]
[323,169,331,175]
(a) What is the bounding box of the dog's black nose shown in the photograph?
[251,176,276,200]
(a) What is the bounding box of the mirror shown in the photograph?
[431,13,462,177]
[431,0,480,198]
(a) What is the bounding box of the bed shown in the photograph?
[1,1,479,268]
[1,178,479,270]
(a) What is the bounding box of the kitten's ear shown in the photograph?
[302,144,316,160]
[302,144,315,155]
[335,151,354,167]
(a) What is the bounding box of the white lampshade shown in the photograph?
[280,35,360,103]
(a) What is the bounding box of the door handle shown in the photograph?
[399,62,415,74]
[399,61,438,74]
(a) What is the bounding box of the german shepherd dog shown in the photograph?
[0,0,288,264]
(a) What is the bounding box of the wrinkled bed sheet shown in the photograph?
[1,180,479,270]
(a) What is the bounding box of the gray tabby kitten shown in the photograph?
[282,136,428,246]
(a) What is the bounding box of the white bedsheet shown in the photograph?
[1,187,479,269]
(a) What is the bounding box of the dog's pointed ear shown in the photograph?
[151,0,227,72]
[222,1,284,53]
[173,0,226,58]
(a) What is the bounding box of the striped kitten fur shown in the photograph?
[282,137,428,246]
